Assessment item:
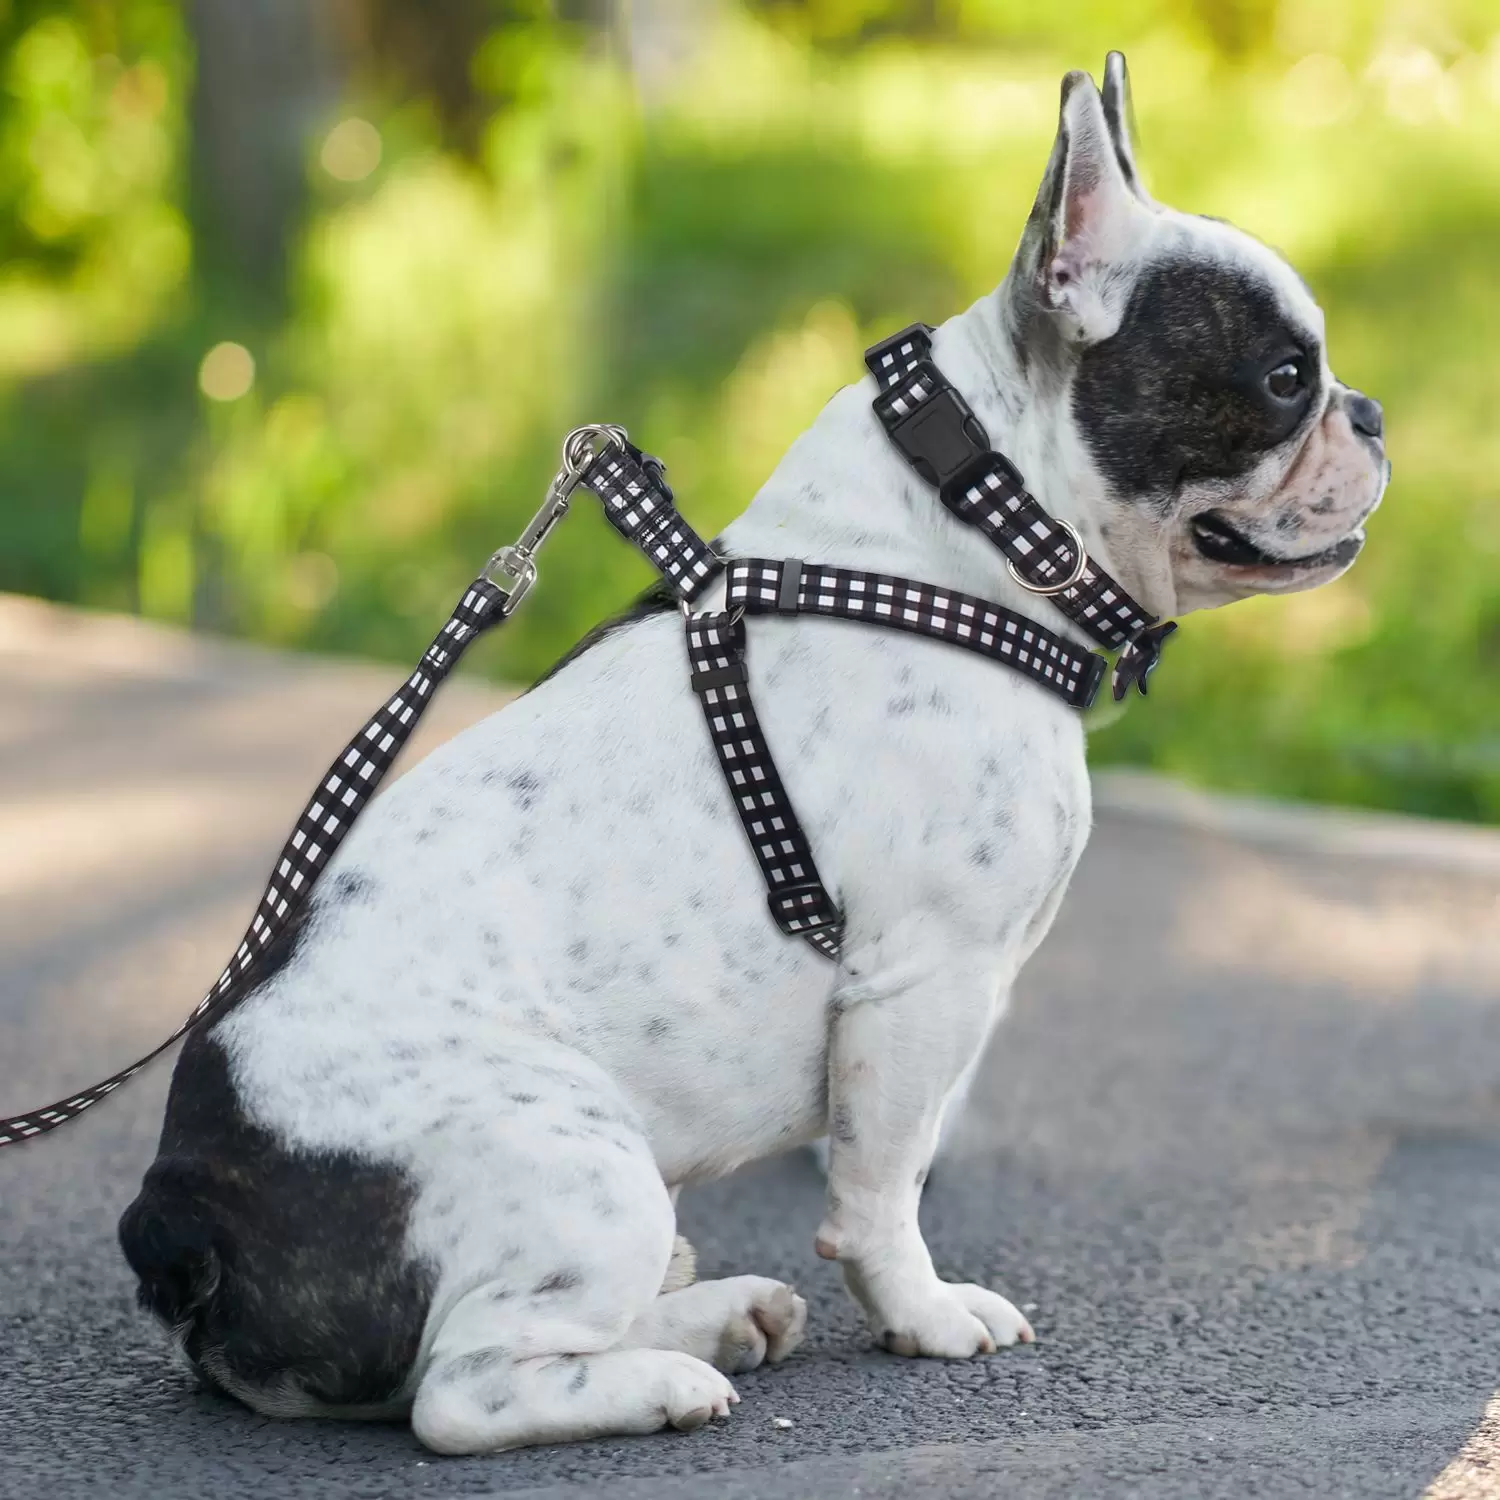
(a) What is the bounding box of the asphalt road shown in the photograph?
[2,594,1498,1500]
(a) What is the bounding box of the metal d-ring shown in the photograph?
[1007,520,1090,596]
[561,423,628,480]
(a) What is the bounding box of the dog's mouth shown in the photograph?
[1189,510,1364,573]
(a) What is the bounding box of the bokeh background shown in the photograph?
[0,0,1495,820]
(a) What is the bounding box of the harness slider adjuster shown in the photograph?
[776,559,804,615]
[690,660,748,695]
[881,371,990,492]
[767,880,841,936]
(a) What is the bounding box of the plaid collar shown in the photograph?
[865,322,1176,701]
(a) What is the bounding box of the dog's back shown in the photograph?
[119,1027,434,1417]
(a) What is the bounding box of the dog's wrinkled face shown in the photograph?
[1003,55,1388,615]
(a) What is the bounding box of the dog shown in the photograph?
[119,55,1387,1455]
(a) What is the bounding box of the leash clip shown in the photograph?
[486,423,628,610]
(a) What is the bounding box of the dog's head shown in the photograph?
[1000,55,1388,615]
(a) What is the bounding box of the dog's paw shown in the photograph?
[713,1278,808,1374]
[657,1352,740,1431]
[877,1282,1034,1359]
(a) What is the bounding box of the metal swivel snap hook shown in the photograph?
[485,423,629,610]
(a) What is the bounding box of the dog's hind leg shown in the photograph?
[616,1277,807,1374]
[413,1307,738,1455]
[409,1098,737,1455]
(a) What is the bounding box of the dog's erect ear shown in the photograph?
[1101,51,1152,207]
[1006,66,1151,346]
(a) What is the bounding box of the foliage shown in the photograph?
[0,2,1498,820]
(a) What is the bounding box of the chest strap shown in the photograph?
[725,557,1106,710]
[864,322,1175,698]
[685,608,845,960]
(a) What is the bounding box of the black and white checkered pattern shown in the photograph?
[865,324,1160,652]
[579,442,722,604]
[684,609,844,961]
[726,558,1107,710]
[864,321,932,389]
[5,341,1171,1144]
[0,576,512,1148]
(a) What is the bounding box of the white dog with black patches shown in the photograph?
[119,56,1387,1455]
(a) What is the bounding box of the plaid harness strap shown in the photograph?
[725,557,1106,710]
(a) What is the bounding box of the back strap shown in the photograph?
[726,557,1107,711]
[684,609,843,962]
[0,575,513,1147]
[864,322,1162,658]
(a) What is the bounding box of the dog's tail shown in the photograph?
[119,1140,434,1419]
[118,1157,229,1356]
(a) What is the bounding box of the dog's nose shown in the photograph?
[1346,391,1384,441]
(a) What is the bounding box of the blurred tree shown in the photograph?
[187,0,343,322]
[339,0,497,153]
[186,1,343,625]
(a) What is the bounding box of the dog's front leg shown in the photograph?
[816,962,1033,1357]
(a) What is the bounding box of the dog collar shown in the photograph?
[865,323,1175,701]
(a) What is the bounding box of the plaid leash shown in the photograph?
[865,322,1175,696]
[0,576,514,1148]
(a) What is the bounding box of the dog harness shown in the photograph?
[0,326,1172,1147]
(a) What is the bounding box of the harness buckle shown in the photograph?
[879,370,990,492]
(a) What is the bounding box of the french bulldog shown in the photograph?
[119,54,1387,1455]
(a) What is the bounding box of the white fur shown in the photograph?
[203,64,1385,1454]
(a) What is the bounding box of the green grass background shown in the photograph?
[1,1,1498,820]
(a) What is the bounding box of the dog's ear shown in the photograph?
[1101,51,1153,207]
[1007,66,1151,346]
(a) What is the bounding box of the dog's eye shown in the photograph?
[1265,361,1303,400]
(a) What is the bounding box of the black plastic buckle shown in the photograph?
[767,880,841,936]
[880,365,990,492]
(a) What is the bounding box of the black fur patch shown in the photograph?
[118,1034,434,1412]
[533,1268,582,1295]
[1073,256,1321,499]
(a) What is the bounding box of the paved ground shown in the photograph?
[1,593,1498,1500]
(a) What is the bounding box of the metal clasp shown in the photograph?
[1006,520,1090,597]
[485,423,627,610]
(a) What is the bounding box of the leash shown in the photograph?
[0,424,714,1148]
[0,328,1174,1148]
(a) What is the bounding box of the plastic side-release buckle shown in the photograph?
[880,366,990,492]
